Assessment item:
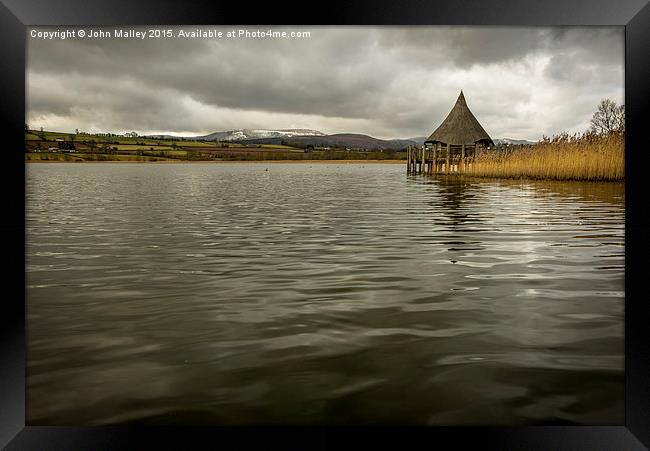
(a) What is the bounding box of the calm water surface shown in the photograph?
[26,163,624,425]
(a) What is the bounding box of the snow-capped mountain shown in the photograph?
[197,129,326,142]
[142,129,537,148]
[492,138,536,146]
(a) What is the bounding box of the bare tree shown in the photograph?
[590,99,625,134]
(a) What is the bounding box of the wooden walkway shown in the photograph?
[406,145,476,175]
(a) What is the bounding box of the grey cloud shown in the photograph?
[374,27,551,68]
[28,27,394,119]
[27,26,624,140]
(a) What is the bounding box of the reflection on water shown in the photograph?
[26,163,624,425]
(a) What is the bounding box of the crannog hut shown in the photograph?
[408,91,493,174]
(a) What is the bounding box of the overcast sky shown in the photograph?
[26,26,624,140]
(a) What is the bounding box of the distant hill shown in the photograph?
[407,137,428,146]
[195,129,326,142]
[148,129,417,150]
[142,134,180,139]
[240,133,419,151]
[142,128,537,150]
[493,138,537,146]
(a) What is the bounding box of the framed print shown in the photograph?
[1,0,649,449]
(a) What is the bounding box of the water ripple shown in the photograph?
[26,163,624,425]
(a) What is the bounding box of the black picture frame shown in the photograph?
[2,0,649,449]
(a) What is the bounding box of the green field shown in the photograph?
[26,130,217,146]
[112,145,174,151]
[24,130,305,150]
[25,152,177,162]
[25,129,406,161]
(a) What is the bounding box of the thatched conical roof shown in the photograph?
[425,91,493,146]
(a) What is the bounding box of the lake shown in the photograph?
[26,162,624,425]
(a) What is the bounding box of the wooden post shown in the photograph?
[445,143,450,174]
[461,144,465,174]
[411,146,415,173]
[407,146,409,172]
[414,146,418,173]
[408,146,411,173]
[433,144,436,173]
[469,145,474,173]
[421,146,425,174]
[422,146,426,174]
[469,145,473,173]
[413,146,416,173]
[407,146,410,173]
[470,144,476,173]
[412,146,416,173]
[432,145,437,174]
[433,143,440,173]
[421,146,427,174]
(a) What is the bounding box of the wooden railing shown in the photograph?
[406,145,479,175]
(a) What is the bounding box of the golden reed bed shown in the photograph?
[469,132,624,181]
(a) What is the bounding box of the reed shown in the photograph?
[469,131,624,181]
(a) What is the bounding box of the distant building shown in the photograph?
[424,91,494,155]
[58,141,76,152]
[409,91,495,175]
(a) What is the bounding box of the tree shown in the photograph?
[590,99,625,134]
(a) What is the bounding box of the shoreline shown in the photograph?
[25,159,406,164]
[24,159,624,182]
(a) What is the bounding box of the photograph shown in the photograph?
[23,25,627,427]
